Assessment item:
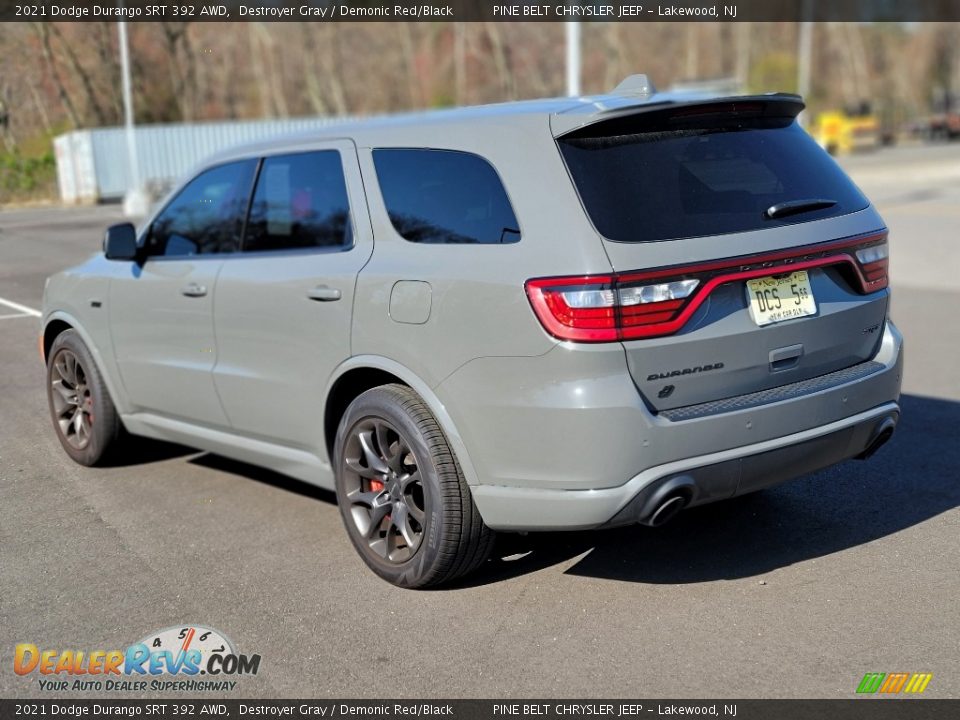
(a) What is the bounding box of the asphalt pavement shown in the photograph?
[1,144,958,699]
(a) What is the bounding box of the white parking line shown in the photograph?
[0,297,42,318]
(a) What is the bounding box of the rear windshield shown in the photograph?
[559,109,869,243]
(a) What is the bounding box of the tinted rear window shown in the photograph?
[244,151,351,252]
[373,149,520,244]
[559,110,869,243]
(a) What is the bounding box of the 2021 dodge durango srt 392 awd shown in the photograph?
[42,76,902,587]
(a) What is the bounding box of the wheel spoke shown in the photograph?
[364,503,390,539]
[394,438,414,473]
[54,356,73,387]
[52,380,76,402]
[373,420,395,466]
[347,488,385,507]
[399,470,420,492]
[369,535,389,559]
[51,381,77,415]
[77,417,89,442]
[346,457,383,480]
[359,431,390,475]
[64,353,78,386]
[392,504,419,550]
[407,502,425,523]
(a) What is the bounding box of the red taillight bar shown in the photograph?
[526,275,618,342]
[525,230,888,343]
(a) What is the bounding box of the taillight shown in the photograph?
[526,230,888,343]
[525,276,700,342]
[525,276,618,342]
[854,241,889,291]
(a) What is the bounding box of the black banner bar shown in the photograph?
[3,0,960,23]
[0,700,957,720]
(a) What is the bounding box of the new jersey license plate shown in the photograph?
[746,270,817,326]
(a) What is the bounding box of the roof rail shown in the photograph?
[612,74,657,97]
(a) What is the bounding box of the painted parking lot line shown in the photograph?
[0,296,42,318]
[0,312,35,320]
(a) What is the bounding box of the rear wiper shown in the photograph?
[764,198,837,220]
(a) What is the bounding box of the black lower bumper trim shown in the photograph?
[602,405,899,528]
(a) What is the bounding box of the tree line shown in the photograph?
[0,21,958,191]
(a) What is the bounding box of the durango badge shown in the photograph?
[647,363,725,382]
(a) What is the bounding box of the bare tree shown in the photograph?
[48,23,108,125]
[33,23,81,129]
[484,22,515,100]
[161,22,200,121]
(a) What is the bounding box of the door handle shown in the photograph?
[307,285,342,302]
[769,344,803,372]
[180,282,207,298]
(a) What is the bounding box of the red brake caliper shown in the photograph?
[368,480,387,531]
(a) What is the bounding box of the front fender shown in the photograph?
[43,310,131,416]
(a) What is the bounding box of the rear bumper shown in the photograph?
[442,320,903,531]
[472,401,899,531]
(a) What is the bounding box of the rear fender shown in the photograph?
[325,355,480,488]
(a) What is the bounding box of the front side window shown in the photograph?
[373,148,520,244]
[243,151,352,252]
[147,160,257,257]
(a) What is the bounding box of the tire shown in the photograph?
[46,329,122,466]
[333,384,494,588]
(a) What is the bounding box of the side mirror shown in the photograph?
[103,223,138,261]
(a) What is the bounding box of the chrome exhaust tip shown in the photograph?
[647,494,688,527]
[856,416,897,460]
[637,477,695,527]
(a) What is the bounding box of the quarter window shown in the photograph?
[147,160,257,256]
[373,149,520,244]
[243,151,352,252]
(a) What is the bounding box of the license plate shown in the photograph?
[746,270,817,326]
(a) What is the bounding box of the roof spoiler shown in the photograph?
[551,93,805,137]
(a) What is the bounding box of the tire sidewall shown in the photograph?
[333,388,448,588]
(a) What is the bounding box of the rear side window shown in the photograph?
[148,160,257,256]
[373,149,520,244]
[244,151,352,252]
[559,108,869,243]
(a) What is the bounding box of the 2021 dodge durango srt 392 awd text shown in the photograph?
[42,76,902,587]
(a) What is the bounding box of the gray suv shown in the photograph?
[42,77,902,587]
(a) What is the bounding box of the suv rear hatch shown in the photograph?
[534,97,890,413]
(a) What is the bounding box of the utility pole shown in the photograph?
[797,1,814,127]
[566,21,581,97]
[118,20,146,216]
